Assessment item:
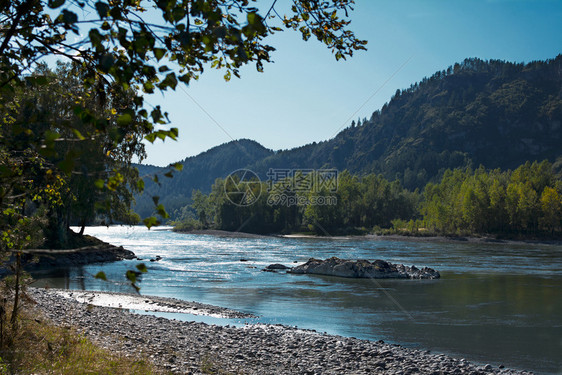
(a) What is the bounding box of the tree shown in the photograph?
[1,0,367,228]
[0,62,148,247]
[0,0,367,320]
[540,186,562,234]
[191,189,210,228]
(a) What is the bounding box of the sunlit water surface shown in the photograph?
[31,226,562,374]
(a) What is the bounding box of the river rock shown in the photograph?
[288,257,440,279]
[265,264,290,270]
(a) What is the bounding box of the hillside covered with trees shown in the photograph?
[137,56,562,221]
[134,139,273,219]
[249,56,562,190]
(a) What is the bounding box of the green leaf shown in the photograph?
[136,263,148,273]
[44,130,59,142]
[170,162,183,171]
[156,204,169,219]
[95,1,110,18]
[61,9,78,25]
[95,271,107,281]
[164,171,173,178]
[144,133,156,143]
[158,73,178,90]
[247,12,258,25]
[143,81,155,93]
[89,29,103,48]
[71,129,86,140]
[153,48,166,61]
[48,0,65,8]
[94,179,105,189]
[99,54,115,73]
[117,113,132,126]
[178,73,192,84]
[152,195,160,205]
[143,216,159,229]
[126,270,137,284]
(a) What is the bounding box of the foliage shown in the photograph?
[0,62,149,249]
[422,161,562,236]
[1,0,366,235]
[174,161,562,238]
[174,169,418,235]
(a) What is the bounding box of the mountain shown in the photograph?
[135,55,562,219]
[248,56,562,189]
[134,139,274,218]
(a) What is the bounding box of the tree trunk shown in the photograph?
[10,252,21,330]
[79,217,86,236]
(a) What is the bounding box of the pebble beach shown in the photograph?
[28,287,534,375]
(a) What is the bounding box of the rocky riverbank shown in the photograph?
[21,241,136,271]
[28,287,532,375]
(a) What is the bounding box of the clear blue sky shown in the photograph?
[141,0,562,166]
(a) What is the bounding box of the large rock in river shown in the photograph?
[288,257,440,279]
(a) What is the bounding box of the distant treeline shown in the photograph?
[172,160,562,238]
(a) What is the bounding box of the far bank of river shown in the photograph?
[31,226,562,374]
[176,228,562,245]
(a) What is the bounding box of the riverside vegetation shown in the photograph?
[173,160,562,239]
[1,0,366,372]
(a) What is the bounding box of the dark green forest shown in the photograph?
[174,161,562,238]
[136,56,562,220]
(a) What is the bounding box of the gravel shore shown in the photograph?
[28,287,534,375]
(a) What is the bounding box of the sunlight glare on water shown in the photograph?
[31,225,562,375]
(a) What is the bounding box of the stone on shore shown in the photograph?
[288,257,440,279]
[21,242,135,270]
[27,287,529,375]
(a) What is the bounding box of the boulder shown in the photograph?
[267,264,290,270]
[262,263,290,272]
[288,257,440,279]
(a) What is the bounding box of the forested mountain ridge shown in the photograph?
[249,56,562,189]
[134,139,274,218]
[135,56,562,219]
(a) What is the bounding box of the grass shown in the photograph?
[0,299,162,375]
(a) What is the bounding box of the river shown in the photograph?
[30,226,562,374]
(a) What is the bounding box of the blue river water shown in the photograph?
[31,226,562,374]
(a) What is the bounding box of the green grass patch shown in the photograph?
[0,301,161,375]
